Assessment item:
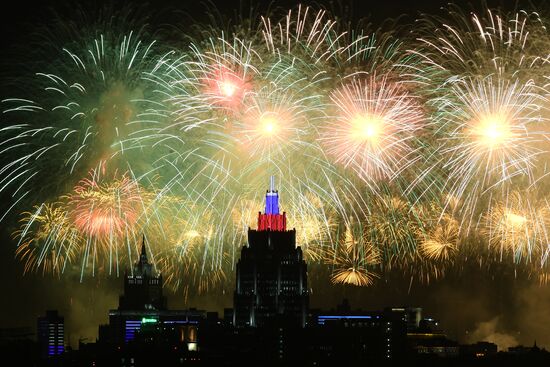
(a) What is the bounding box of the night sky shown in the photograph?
[1,0,549,351]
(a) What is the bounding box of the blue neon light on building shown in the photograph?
[265,175,279,214]
[37,310,65,358]
[125,320,142,342]
[317,315,379,325]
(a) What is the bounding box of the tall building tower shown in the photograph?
[100,237,204,346]
[37,310,64,358]
[118,237,167,311]
[234,177,309,327]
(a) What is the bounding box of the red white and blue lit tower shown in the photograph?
[257,176,287,231]
[233,177,309,327]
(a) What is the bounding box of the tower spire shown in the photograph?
[258,176,286,231]
[140,235,147,262]
[134,234,152,277]
[265,175,279,215]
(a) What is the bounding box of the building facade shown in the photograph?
[307,302,408,362]
[37,310,64,358]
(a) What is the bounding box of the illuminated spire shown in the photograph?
[265,175,279,215]
[258,176,286,231]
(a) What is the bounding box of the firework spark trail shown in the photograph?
[413,5,550,81]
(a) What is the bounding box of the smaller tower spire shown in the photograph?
[134,235,152,277]
[140,235,148,262]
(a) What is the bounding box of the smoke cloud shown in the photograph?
[467,317,518,351]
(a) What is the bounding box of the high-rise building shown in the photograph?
[233,177,309,327]
[100,238,203,347]
[306,301,409,362]
[119,237,167,311]
[37,310,64,358]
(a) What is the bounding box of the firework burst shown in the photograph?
[482,191,550,261]
[324,226,380,286]
[434,76,547,222]
[14,203,78,275]
[419,215,460,262]
[69,168,143,239]
[320,74,425,186]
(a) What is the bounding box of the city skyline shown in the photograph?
[1,178,547,352]
[11,183,547,366]
[1,0,550,357]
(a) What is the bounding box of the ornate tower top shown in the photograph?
[134,235,153,277]
[258,176,286,231]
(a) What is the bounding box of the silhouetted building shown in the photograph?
[99,239,204,348]
[37,310,64,358]
[407,314,459,358]
[307,301,408,363]
[404,307,422,331]
[419,317,442,332]
[0,327,38,367]
[508,341,545,354]
[0,327,33,341]
[409,334,459,358]
[460,341,498,358]
[233,177,309,327]
[118,237,166,311]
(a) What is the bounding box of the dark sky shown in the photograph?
[1,0,549,351]
[0,0,536,46]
